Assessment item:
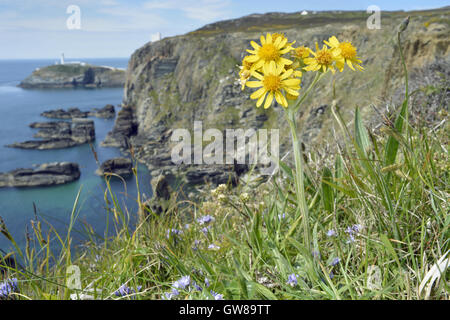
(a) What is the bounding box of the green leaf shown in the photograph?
[385,99,408,166]
[321,167,334,213]
[355,106,371,156]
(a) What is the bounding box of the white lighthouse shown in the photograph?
[60,53,65,65]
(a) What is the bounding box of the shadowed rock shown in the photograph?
[101,106,137,148]
[0,162,81,188]
[88,104,115,119]
[96,157,133,177]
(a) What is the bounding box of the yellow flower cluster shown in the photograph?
[239,34,363,109]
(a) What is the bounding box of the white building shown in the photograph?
[301,10,308,15]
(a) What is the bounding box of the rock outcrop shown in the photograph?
[0,162,81,188]
[41,108,89,119]
[101,106,137,148]
[7,119,95,150]
[88,104,115,119]
[105,8,449,186]
[96,158,133,177]
[19,64,125,89]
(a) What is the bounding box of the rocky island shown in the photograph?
[19,63,126,89]
[0,162,81,188]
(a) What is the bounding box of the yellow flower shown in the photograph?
[304,43,342,74]
[285,60,303,78]
[238,56,255,90]
[246,33,294,71]
[324,36,364,71]
[292,46,310,61]
[246,61,300,109]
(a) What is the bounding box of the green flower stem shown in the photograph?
[397,31,409,129]
[285,71,325,251]
[293,72,323,114]
[286,107,310,250]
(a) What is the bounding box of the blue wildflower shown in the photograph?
[330,257,340,266]
[114,284,142,298]
[286,274,298,287]
[346,234,356,244]
[326,229,337,237]
[167,228,183,239]
[197,215,215,225]
[278,213,286,220]
[0,278,18,299]
[193,282,203,292]
[171,288,180,296]
[210,290,224,300]
[192,240,201,250]
[208,244,220,250]
[201,226,210,235]
[204,277,210,288]
[352,224,362,233]
[176,276,190,289]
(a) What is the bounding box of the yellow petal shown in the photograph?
[266,33,272,44]
[246,81,262,88]
[283,78,301,86]
[285,87,300,96]
[250,87,266,99]
[264,92,274,109]
[252,71,264,80]
[280,69,293,79]
[347,60,355,71]
[250,41,260,50]
[274,91,283,105]
[256,92,266,107]
[246,55,259,62]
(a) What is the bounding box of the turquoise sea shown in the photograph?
[0,58,152,253]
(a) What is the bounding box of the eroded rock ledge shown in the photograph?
[7,118,95,150]
[0,162,81,188]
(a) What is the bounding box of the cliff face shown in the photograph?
[19,64,125,88]
[117,8,449,184]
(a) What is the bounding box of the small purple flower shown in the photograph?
[286,274,298,287]
[0,278,18,299]
[208,244,220,250]
[352,224,362,233]
[330,257,340,266]
[177,276,190,289]
[167,228,183,239]
[204,277,210,288]
[114,284,142,298]
[345,226,354,235]
[346,234,356,244]
[192,240,201,250]
[171,288,180,296]
[163,292,173,300]
[210,290,224,300]
[278,213,286,220]
[329,271,334,279]
[197,215,215,225]
[201,226,210,235]
[326,229,337,237]
[193,282,203,292]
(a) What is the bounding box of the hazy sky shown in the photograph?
[0,0,448,59]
